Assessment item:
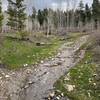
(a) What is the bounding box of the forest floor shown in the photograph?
[0,33,89,100]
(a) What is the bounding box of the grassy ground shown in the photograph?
[67,32,88,42]
[0,32,86,70]
[54,38,100,100]
[0,36,64,69]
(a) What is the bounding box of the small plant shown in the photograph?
[17,31,29,40]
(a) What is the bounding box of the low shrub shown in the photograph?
[17,31,30,39]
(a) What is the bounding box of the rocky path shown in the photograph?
[0,35,88,100]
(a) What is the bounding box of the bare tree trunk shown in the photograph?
[66,0,70,32]
[71,0,77,31]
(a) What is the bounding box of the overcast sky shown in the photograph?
[2,0,93,14]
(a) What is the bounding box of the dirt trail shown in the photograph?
[18,35,88,100]
[0,35,88,100]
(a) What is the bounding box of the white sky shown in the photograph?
[1,0,93,13]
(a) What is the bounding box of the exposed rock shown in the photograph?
[11,72,16,75]
[41,61,44,64]
[26,69,32,74]
[28,81,33,84]
[89,78,92,83]
[93,83,96,86]
[56,96,60,100]
[64,76,70,81]
[34,69,37,72]
[61,93,64,97]
[24,64,28,67]
[49,92,55,98]
[5,75,10,78]
[57,53,61,57]
[2,72,5,75]
[93,74,97,77]
[24,85,29,89]
[0,77,2,80]
[44,63,51,67]
[51,58,55,61]
[55,90,61,94]
[47,97,51,100]
[60,58,65,62]
[64,84,75,92]
[88,92,91,97]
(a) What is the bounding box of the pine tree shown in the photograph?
[43,8,48,23]
[85,4,91,23]
[79,0,86,26]
[92,0,100,29]
[74,9,80,28]
[7,0,17,30]
[43,8,49,35]
[0,0,3,32]
[37,10,44,27]
[7,0,26,31]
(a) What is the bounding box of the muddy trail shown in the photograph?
[0,35,88,100]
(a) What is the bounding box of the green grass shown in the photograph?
[54,50,100,100]
[0,32,87,70]
[67,32,88,42]
[0,36,63,69]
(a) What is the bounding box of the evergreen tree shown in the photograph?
[0,0,3,32]
[79,0,84,11]
[43,8,49,34]
[43,8,48,23]
[7,0,18,30]
[92,0,100,29]
[37,9,44,27]
[79,0,86,26]
[85,4,91,23]
[74,9,80,27]
[7,0,26,31]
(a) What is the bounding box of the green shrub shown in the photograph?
[17,31,29,39]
